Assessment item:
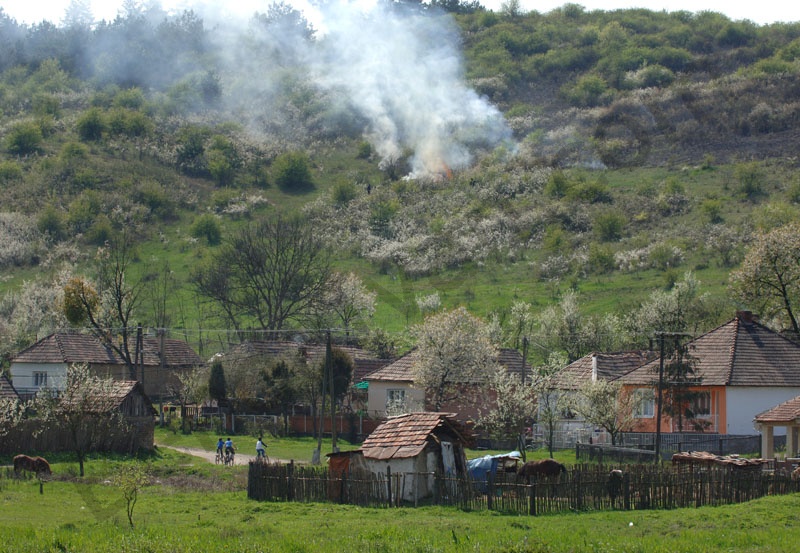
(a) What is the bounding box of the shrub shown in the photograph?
[356,141,373,159]
[0,160,23,182]
[5,121,43,155]
[332,181,358,205]
[734,162,765,201]
[68,191,102,232]
[562,74,610,107]
[85,215,115,245]
[191,214,222,246]
[593,209,626,242]
[134,181,176,219]
[112,87,146,110]
[76,108,107,141]
[700,199,723,224]
[587,242,616,274]
[37,205,66,242]
[273,151,314,192]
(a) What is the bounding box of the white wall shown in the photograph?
[9,362,67,394]
[726,387,800,435]
[366,381,425,417]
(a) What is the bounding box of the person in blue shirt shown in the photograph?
[224,438,235,457]
[216,438,224,457]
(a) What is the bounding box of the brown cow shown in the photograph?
[517,458,567,482]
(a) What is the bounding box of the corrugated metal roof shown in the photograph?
[617,314,800,387]
[360,412,474,460]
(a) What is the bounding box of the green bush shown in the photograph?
[134,181,176,219]
[191,214,222,246]
[587,242,616,274]
[0,160,23,182]
[76,108,107,142]
[112,87,146,110]
[37,205,66,241]
[593,209,627,242]
[85,215,115,245]
[5,121,43,155]
[562,74,610,107]
[332,181,358,205]
[273,151,314,192]
[68,191,103,232]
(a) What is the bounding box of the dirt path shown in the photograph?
[159,445,252,466]
[159,445,297,466]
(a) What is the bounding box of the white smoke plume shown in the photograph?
[207,1,512,179]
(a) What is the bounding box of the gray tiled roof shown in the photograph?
[0,374,19,400]
[12,333,203,368]
[553,351,656,390]
[224,341,392,383]
[617,315,800,387]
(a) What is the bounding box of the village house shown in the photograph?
[0,379,157,455]
[363,348,530,421]
[754,395,800,458]
[9,332,204,401]
[547,350,656,444]
[617,311,800,437]
[359,411,475,502]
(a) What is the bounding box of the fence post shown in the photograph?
[386,466,392,507]
[529,480,537,516]
[623,472,631,510]
[487,470,495,511]
[287,460,294,502]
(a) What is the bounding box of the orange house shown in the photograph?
[617,312,800,436]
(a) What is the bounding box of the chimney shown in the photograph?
[591,353,598,382]
[737,310,758,323]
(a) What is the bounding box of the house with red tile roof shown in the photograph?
[754,395,800,458]
[359,412,475,501]
[617,311,800,436]
[363,348,530,421]
[9,332,203,401]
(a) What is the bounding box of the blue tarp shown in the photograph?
[467,451,521,491]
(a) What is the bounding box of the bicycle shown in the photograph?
[224,450,235,466]
[215,450,223,465]
[256,449,269,463]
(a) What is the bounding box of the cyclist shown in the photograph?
[256,437,267,460]
[216,437,224,461]
[224,437,235,464]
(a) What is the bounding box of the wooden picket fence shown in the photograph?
[247,461,800,515]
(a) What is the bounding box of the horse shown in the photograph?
[516,458,567,483]
[13,454,52,477]
[791,466,800,481]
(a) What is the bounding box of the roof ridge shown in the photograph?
[726,316,739,385]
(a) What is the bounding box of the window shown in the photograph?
[33,372,48,387]
[386,389,405,405]
[691,391,711,416]
[634,389,655,418]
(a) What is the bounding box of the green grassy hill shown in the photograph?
[1,2,799,361]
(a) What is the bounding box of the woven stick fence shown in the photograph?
[248,461,800,516]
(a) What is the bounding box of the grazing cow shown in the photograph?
[517,458,567,483]
[13,454,52,477]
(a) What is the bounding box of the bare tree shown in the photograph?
[63,232,145,378]
[192,215,330,333]
[412,306,500,411]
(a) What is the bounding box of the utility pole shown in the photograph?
[313,332,330,466]
[328,331,338,454]
[653,331,692,464]
[521,336,529,385]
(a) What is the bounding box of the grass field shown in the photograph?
[3,434,800,552]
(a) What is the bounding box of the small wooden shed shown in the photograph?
[359,412,475,502]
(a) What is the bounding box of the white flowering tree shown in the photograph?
[730,222,800,334]
[312,271,376,335]
[412,306,500,411]
[478,366,536,443]
[574,379,638,446]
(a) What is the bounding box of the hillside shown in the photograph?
[1,1,800,362]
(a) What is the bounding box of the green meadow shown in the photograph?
[2,435,800,553]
